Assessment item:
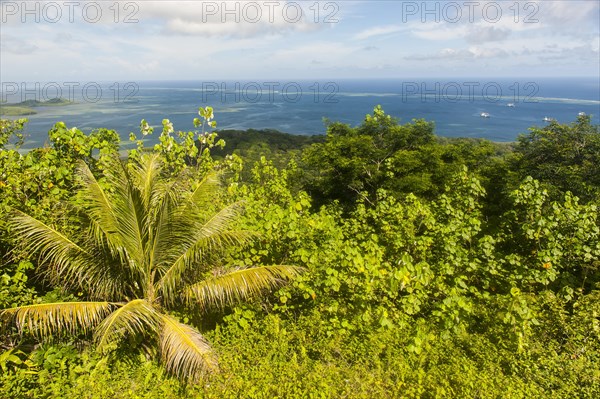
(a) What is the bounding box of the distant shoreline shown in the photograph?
[0,98,74,116]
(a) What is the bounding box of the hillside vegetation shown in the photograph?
[1,108,599,398]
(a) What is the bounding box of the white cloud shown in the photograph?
[1,0,597,80]
[269,41,358,64]
[410,23,468,41]
[411,46,508,61]
[536,0,599,26]
[353,25,404,41]
[465,26,511,44]
[138,0,322,37]
[592,37,600,53]
[0,34,38,55]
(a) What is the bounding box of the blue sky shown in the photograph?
[1,0,599,82]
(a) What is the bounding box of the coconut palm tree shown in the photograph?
[1,153,302,382]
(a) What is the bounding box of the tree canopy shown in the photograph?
[1,107,599,397]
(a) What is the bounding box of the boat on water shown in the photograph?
[543,116,556,122]
[507,103,515,107]
[480,112,490,118]
[578,112,586,116]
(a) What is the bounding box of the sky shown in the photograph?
[1,0,599,82]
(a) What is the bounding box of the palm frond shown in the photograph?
[1,302,113,338]
[9,208,90,264]
[108,162,149,281]
[159,313,218,381]
[156,202,255,304]
[131,153,162,212]
[8,208,132,300]
[184,265,304,312]
[145,171,190,284]
[95,299,159,351]
[79,156,154,289]
[9,209,93,283]
[188,202,251,249]
[75,160,125,258]
[181,172,221,213]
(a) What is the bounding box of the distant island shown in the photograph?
[0,98,73,116]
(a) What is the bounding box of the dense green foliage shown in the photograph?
[511,115,600,202]
[210,128,323,183]
[301,106,510,210]
[1,107,599,398]
[211,129,323,160]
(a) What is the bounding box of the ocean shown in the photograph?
[3,78,599,149]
